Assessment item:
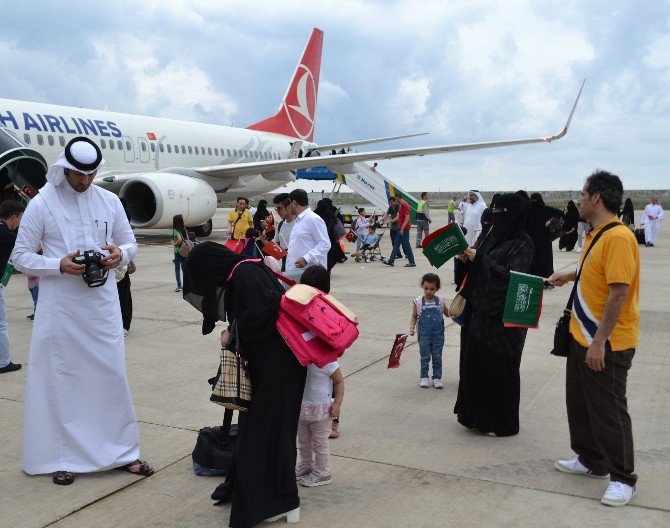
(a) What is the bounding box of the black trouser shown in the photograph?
[566,337,637,486]
[117,271,133,331]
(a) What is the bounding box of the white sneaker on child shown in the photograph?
[295,464,312,480]
[299,472,332,487]
[419,378,430,388]
[433,379,443,389]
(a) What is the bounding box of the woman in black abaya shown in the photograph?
[454,193,534,437]
[527,193,563,278]
[182,242,306,528]
[315,198,346,270]
[558,200,580,251]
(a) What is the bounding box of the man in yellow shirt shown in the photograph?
[548,170,639,507]
[228,197,254,240]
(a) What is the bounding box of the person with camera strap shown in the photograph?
[11,137,153,486]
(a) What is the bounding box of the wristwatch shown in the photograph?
[118,247,124,264]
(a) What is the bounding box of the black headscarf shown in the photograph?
[182,241,249,335]
[315,198,337,218]
[621,198,634,224]
[461,193,528,301]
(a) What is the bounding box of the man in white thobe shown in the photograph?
[642,197,664,247]
[462,190,487,246]
[286,188,330,277]
[12,137,152,484]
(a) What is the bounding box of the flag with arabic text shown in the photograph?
[421,222,469,268]
[503,271,544,328]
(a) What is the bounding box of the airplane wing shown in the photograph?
[309,132,429,153]
[196,81,585,180]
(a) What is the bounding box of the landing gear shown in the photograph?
[191,219,213,238]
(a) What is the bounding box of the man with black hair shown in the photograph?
[0,200,24,374]
[272,193,295,272]
[548,170,640,507]
[286,189,330,271]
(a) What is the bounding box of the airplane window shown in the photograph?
[201,147,205,155]
[100,139,106,149]
[150,143,155,152]
[23,134,31,144]
[174,145,178,153]
[214,148,219,156]
[233,150,237,157]
[109,141,115,150]
[47,136,54,146]
[159,144,164,152]
[227,149,231,156]
[195,146,199,155]
[37,135,44,145]
[167,144,172,153]
[188,146,193,154]
[59,136,65,147]
[126,141,132,150]
[181,145,186,153]
[140,142,146,152]
[117,140,123,149]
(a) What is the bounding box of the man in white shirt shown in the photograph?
[271,193,295,272]
[463,190,487,246]
[286,188,330,272]
[642,197,664,247]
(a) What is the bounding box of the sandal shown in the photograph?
[115,459,155,477]
[52,471,75,485]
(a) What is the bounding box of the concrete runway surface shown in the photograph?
[1,209,668,527]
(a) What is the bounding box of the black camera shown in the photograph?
[72,250,108,288]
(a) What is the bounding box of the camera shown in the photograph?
[72,250,108,288]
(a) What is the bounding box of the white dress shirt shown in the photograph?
[286,208,331,271]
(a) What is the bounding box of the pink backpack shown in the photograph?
[276,284,359,367]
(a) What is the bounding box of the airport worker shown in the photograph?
[382,195,416,267]
[642,196,664,246]
[286,188,331,272]
[228,197,254,240]
[379,196,404,258]
[447,195,457,223]
[11,137,153,485]
[548,170,640,507]
[0,200,24,374]
[462,190,487,246]
[415,191,431,248]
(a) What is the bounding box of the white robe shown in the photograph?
[463,199,487,246]
[642,203,664,244]
[12,181,140,475]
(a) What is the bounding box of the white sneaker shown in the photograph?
[554,458,609,478]
[433,379,444,389]
[123,329,129,337]
[295,464,312,479]
[601,481,636,507]
[299,472,332,487]
[419,378,430,388]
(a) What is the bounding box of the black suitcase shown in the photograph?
[634,226,645,244]
[192,408,238,476]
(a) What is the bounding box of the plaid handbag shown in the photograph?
[210,321,252,411]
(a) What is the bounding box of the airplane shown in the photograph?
[0,28,584,237]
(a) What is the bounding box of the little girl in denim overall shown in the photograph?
[410,273,448,389]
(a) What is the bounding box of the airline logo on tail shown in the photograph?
[285,65,316,140]
[247,28,323,142]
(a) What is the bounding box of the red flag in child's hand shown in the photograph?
[262,240,287,259]
[388,333,409,369]
[224,238,245,254]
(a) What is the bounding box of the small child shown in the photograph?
[241,227,260,257]
[409,273,448,389]
[356,224,379,262]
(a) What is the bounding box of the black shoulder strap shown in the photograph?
[564,221,622,311]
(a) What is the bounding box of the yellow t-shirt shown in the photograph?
[569,218,640,351]
[228,209,253,240]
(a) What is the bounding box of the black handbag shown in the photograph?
[551,221,622,357]
[192,408,238,476]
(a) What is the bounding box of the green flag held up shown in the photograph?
[421,222,469,269]
[503,271,544,328]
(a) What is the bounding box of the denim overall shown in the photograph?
[417,296,444,379]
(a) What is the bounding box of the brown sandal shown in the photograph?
[115,459,154,476]
[52,471,75,485]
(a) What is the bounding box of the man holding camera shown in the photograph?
[12,137,152,485]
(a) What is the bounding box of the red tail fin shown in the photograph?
[247,28,323,142]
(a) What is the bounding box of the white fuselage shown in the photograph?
[0,98,299,199]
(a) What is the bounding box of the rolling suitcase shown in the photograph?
[634,225,645,244]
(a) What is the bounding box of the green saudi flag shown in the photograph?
[503,271,544,328]
[421,222,469,269]
[1,263,14,287]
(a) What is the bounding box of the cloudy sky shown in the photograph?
[2,0,669,192]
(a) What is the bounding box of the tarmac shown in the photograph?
[1,208,668,528]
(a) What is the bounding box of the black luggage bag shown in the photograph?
[634,226,645,245]
[192,408,238,476]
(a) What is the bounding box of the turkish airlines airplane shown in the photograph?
[0,28,583,236]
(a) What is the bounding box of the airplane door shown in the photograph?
[137,137,150,163]
[122,136,135,163]
[289,141,303,158]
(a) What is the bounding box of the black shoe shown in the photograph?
[212,480,234,504]
[27,314,34,321]
[382,260,394,267]
[0,362,22,374]
[403,263,416,267]
[649,243,654,247]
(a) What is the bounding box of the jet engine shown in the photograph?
[119,172,217,231]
